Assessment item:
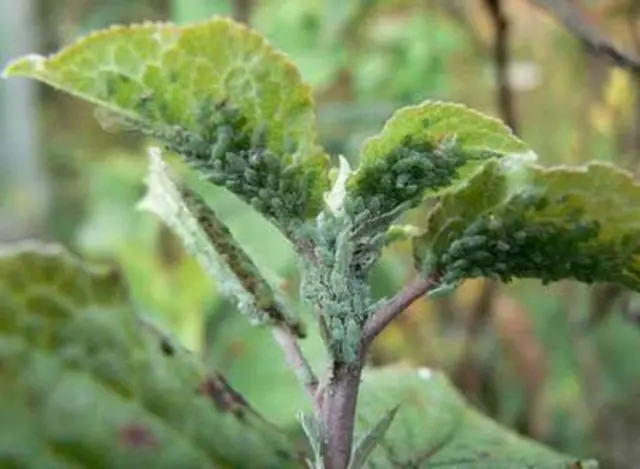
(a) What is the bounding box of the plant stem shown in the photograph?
[320,275,439,468]
[362,275,438,347]
[321,360,364,469]
[530,0,640,72]
[272,326,319,404]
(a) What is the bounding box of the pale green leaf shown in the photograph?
[0,242,302,468]
[347,101,532,219]
[3,17,330,227]
[413,160,640,291]
[139,147,305,336]
[298,412,324,469]
[349,404,399,469]
[356,366,596,468]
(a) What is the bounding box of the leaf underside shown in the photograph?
[3,17,330,227]
[0,242,301,468]
[139,148,305,336]
[356,366,596,468]
[414,160,640,291]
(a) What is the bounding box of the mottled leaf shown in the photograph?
[413,159,640,291]
[0,242,302,468]
[347,101,532,219]
[139,147,305,336]
[3,17,330,229]
[356,366,596,468]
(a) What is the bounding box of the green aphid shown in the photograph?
[225,151,248,173]
[243,168,260,186]
[496,240,510,252]
[471,251,493,263]
[250,123,267,148]
[513,231,528,243]
[250,197,266,213]
[396,173,411,188]
[450,258,469,273]
[462,235,488,249]
[470,267,485,278]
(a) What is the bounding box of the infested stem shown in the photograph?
[321,275,438,469]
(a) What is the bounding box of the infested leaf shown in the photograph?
[414,159,640,292]
[355,366,595,468]
[3,16,331,229]
[139,147,305,336]
[347,101,532,219]
[0,242,302,468]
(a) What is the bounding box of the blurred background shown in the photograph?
[2,0,640,467]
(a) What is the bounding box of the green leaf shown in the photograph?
[298,412,324,469]
[347,101,532,219]
[3,16,330,230]
[349,404,399,469]
[0,242,302,468]
[139,147,305,336]
[356,366,596,468]
[413,159,640,291]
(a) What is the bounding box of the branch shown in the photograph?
[271,326,319,402]
[362,275,439,347]
[484,0,518,132]
[530,0,640,73]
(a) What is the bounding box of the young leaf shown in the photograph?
[0,242,302,468]
[355,366,597,468]
[2,17,330,230]
[139,147,306,337]
[297,412,324,469]
[348,405,399,469]
[347,101,532,219]
[414,159,640,291]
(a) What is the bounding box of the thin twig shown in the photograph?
[485,0,518,132]
[530,0,640,73]
[362,275,439,347]
[271,326,319,401]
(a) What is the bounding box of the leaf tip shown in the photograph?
[324,155,352,215]
[137,146,169,216]
[502,149,539,168]
[2,54,47,79]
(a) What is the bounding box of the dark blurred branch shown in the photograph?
[485,0,518,131]
[530,0,640,73]
[233,0,253,25]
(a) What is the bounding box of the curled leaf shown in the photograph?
[347,101,533,220]
[3,17,331,229]
[414,159,640,291]
[139,147,305,336]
